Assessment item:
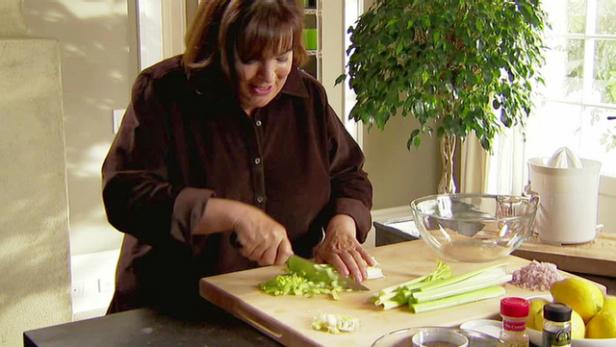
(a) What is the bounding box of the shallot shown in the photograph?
[510,260,563,291]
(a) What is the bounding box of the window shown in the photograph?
[525,0,616,176]
[487,0,616,232]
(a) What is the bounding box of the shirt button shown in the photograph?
[256,120,262,126]
[256,196,265,203]
[254,157,261,165]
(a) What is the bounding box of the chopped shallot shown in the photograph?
[510,260,563,291]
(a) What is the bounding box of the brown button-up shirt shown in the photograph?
[102,56,372,315]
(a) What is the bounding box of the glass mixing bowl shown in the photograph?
[410,194,538,262]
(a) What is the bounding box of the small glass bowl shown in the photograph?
[371,326,501,347]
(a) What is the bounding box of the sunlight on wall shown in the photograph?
[70,208,123,255]
[63,43,86,57]
[138,0,163,69]
[56,0,126,19]
[24,0,134,256]
[0,35,71,346]
[67,143,110,178]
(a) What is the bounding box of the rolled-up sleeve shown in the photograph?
[102,72,214,248]
[325,105,373,243]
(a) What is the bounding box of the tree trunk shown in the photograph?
[438,134,456,194]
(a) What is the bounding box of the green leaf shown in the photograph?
[343,0,547,152]
[386,18,399,28]
[406,129,420,150]
[334,74,346,86]
[413,136,421,148]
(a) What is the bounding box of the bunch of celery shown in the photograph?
[373,261,512,313]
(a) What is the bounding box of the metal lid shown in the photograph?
[543,303,572,322]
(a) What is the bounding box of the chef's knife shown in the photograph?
[286,255,369,291]
[229,234,369,291]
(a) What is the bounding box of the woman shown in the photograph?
[102,0,374,317]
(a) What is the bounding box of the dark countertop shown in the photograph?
[24,303,281,347]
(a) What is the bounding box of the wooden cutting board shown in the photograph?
[199,240,560,347]
[513,232,616,277]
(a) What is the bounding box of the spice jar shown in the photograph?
[542,303,572,347]
[499,297,530,347]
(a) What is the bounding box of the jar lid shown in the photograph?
[500,297,529,318]
[544,303,572,322]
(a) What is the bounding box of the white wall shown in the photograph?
[18,0,139,322]
[321,0,345,118]
[0,33,72,347]
[23,0,138,256]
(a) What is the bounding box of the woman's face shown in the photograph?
[235,49,293,116]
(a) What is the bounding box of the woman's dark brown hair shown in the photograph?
[183,0,307,80]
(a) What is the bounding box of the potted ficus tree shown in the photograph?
[337,0,548,193]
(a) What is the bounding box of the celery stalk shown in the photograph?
[416,262,508,292]
[374,261,510,312]
[374,281,424,306]
[381,298,407,310]
[373,260,451,308]
[411,268,512,303]
[409,285,505,313]
[376,271,434,296]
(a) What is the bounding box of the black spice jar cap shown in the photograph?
[544,303,572,322]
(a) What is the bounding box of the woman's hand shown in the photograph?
[313,214,376,283]
[232,204,293,266]
[196,198,293,266]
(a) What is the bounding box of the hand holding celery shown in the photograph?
[373,261,511,313]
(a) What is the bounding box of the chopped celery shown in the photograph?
[259,273,343,297]
[312,313,360,334]
[259,257,349,299]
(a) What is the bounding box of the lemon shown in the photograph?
[550,277,604,322]
[528,298,549,330]
[601,295,616,314]
[570,310,585,339]
[586,312,616,338]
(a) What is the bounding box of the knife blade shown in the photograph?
[229,235,369,291]
[286,255,369,291]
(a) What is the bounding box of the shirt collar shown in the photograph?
[280,67,309,98]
